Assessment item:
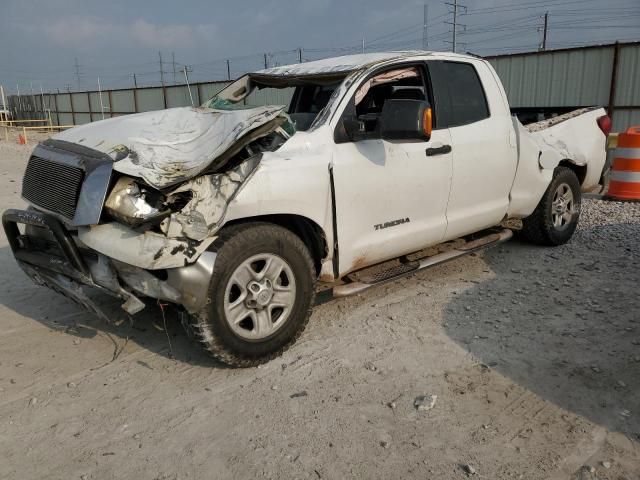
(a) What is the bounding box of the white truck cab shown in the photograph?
[3,51,609,366]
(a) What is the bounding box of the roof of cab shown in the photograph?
[254,51,429,77]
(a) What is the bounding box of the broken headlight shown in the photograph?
[104,177,169,227]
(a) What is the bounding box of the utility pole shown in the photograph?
[30,81,35,115]
[226,59,231,80]
[132,73,138,88]
[97,76,105,119]
[264,53,268,69]
[172,52,177,84]
[158,51,165,87]
[540,11,549,51]
[452,0,458,53]
[298,47,303,63]
[182,66,194,106]
[423,3,429,50]
[73,57,82,90]
[0,84,6,122]
[444,0,466,53]
[39,83,45,115]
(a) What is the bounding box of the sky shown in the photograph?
[1,0,639,94]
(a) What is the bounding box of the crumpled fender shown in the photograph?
[78,222,216,270]
[507,108,607,218]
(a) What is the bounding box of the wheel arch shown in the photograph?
[222,214,329,276]
[558,159,587,185]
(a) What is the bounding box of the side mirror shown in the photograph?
[379,99,432,141]
[342,116,364,142]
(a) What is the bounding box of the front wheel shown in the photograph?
[186,223,316,367]
[520,166,581,246]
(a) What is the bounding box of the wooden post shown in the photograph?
[53,93,60,126]
[107,90,114,118]
[607,41,620,118]
[68,90,76,125]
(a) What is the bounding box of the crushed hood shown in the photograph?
[53,106,285,189]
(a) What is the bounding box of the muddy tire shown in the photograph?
[520,167,581,246]
[186,223,316,367]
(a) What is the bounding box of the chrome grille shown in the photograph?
[22,156,84,220]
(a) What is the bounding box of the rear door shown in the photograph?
[331,63,453,275]
[428,60,517,239]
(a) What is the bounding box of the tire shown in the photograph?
[520,166,581,246]
[187,222,316,367]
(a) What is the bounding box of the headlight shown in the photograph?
[104,177,169,227]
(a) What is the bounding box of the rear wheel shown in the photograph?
[187,223,315,367]
[520,167,581,246]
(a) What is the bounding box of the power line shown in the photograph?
[423,3,429,50]
[158,51,165,87]
[444,0,467,53]
[73,57,83,90]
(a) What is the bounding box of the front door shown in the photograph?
[331,63,453,275]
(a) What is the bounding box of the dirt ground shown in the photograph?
[0,131,638,480]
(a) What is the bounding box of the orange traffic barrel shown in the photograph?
[607,126,640,201]
[17,134,26,145]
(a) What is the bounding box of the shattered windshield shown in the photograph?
[202,73,346,131]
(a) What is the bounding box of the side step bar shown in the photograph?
[331,228,513,298]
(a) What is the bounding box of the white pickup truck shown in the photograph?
[3,51,610,366]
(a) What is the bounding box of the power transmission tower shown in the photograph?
[423,3,429,50]
[444,0,466,53]
[540,11,549,51]
[172,52,177,84]
[73,57,83,90]
[158,51,165,87]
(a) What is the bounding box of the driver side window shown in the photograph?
[354,66,427,133]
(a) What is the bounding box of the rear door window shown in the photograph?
[428,61,489,128]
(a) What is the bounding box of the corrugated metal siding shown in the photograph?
[198,82,231,103]
[136,88,164,112]
[245,87,294,108]
[111,90,135,113]
[165,85,200,108]
[615,44,640,106]
[489,47,614,107]
[612,110,640,131]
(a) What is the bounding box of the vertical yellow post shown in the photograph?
[4,125,8,142]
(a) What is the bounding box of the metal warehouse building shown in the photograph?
[7,41,640,132]
[487,41,640,130]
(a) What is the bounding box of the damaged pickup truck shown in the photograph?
[3,51,610,366]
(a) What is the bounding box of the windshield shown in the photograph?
[202,74,345,131]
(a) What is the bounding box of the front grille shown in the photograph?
[22,156,84,219]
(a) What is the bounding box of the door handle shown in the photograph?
[425,144,452,156]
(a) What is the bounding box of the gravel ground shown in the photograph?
[0,134,638,480]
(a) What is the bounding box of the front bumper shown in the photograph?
[2,208,216,320]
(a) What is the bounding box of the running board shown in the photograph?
[331,228,513,298]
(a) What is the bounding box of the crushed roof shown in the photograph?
[255,51,431,77]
